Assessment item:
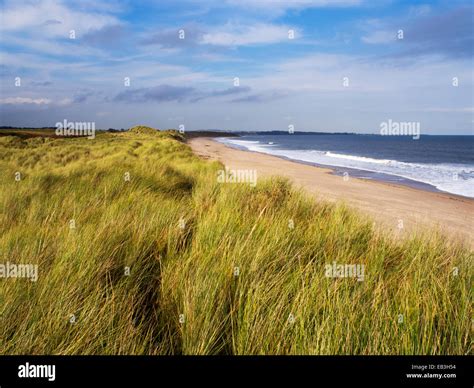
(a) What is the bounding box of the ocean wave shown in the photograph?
[325,151,393,165]
[218,138,474,198]
[225,139,261,145]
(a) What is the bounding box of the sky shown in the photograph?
[0,0,473,134]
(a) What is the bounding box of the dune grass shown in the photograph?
[0,129,471,355]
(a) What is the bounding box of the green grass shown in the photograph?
[0,129,471,355]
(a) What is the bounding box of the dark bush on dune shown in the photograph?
[129,125,159,135]
[128,125,184,141]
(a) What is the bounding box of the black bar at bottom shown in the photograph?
[0,356,471,387]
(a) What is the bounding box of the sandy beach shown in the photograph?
[189,137,474,248]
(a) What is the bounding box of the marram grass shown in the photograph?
[0,130,471,355]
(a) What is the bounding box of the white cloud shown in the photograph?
[0,97,52,105]
[0,0,119,36]
[361,30,397,44]
[408,4,432,17]
[242,52,473,95]
[225,0,362,12]
[201,23,298,46]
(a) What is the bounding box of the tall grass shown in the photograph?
[0,130,471,355]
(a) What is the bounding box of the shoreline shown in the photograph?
[216,138,453,197]
[188,137,474,248]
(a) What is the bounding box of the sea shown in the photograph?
[217,133,474,198]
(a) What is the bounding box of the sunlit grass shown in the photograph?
[0,129,471,355]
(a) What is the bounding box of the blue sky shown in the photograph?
[0,0,473,134]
